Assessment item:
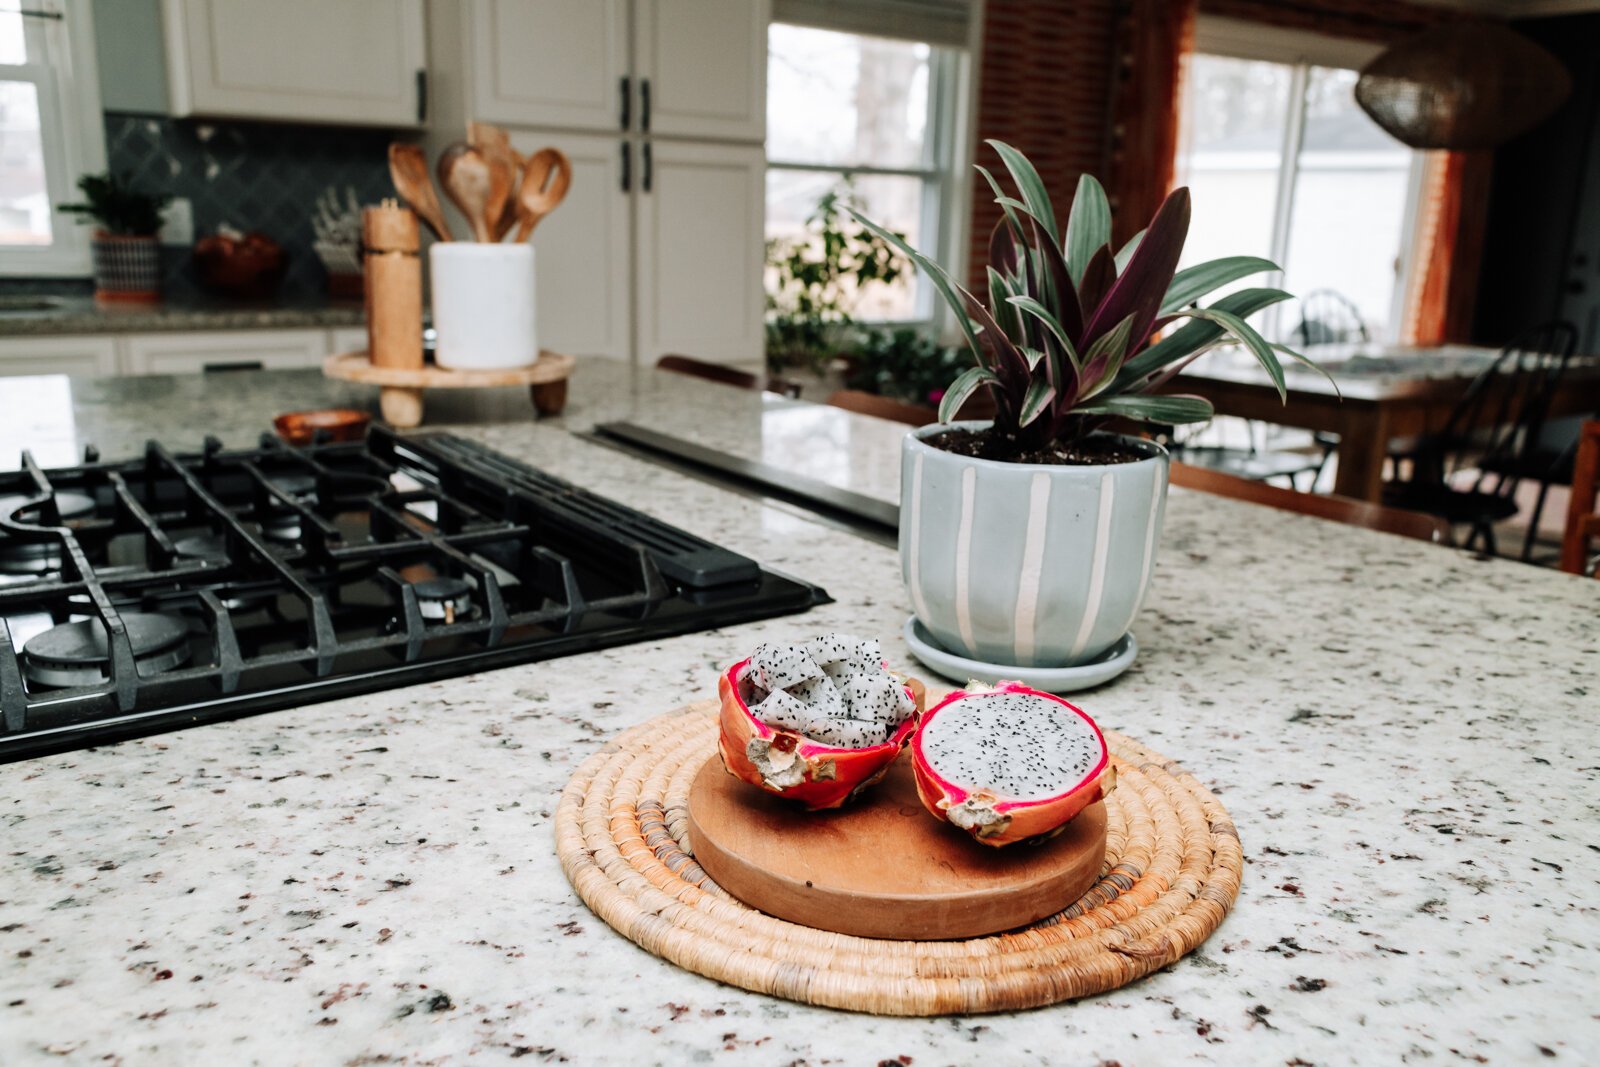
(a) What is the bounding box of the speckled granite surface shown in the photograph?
[1,364,1597,1064]
[0,295,364,336]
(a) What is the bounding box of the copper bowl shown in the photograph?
[273,408,371,446]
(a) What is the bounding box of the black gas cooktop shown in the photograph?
[0,426,828,761]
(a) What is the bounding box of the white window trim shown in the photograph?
[1189,15,1423,342]
[0,0,107,277]
[765,16,977,330]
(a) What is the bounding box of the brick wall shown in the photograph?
[966,0,1450,288]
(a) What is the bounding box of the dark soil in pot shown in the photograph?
[924,427,1149,466]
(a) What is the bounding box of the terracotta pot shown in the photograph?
[90,232,161,304]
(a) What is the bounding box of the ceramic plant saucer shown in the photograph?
[903,616,1138,694]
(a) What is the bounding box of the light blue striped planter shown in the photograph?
[900,423,1170,669]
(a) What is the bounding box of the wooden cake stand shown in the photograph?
[324,349,575,428]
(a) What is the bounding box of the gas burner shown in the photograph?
[412,576,476,623]
[173,533,228,562]
[0,492,98,575]
[21,612,191,689]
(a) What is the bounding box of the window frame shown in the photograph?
[764,24,973,329]
[1186,16,1428,342]
[0,0,108,277]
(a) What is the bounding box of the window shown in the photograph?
[0,0,105,275]
[1175,21,1423,341]
[766,21,966,322]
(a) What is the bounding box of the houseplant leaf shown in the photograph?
[1017,377,1056,427]
[1064,174,1111,284]
[1077,246,1117,322]
[849,208,985,366]
[1160,256,1279,314]
[1077,393,1214,424]
[1114,229,1145,272]
[1082,187,1191,353]
[987,140,1058,245]
[1179,306,1286,401]
[939,365,1000,424]
[1006,295,1082,373]
[1113,287,1294,388]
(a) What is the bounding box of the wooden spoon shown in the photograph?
[437,142,514,243]
[387,143,452,242]
[513,148,572,242]
[469,121,524,241]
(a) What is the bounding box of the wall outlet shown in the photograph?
[158,198,194,246]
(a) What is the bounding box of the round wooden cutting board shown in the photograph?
[686,755,1107,940]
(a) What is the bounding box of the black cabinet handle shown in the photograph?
[620,141,631,193]
[619,76,630,130]
[415,69,427,123]
[641,78,651,132]
[642,141,652,193]
[204,361,264,373]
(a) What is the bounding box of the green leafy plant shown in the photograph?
[766,183,908,374]
[850,140,1328,452]
[58,173,169,237]
[844,327,967,408]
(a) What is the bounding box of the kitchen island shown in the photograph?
[1,362,1596,1065]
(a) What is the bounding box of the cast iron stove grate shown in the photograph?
[0,426,828,762]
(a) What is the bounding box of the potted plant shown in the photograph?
[58,173,169,304]
[765,182,907,375]
[851,141,1322,670]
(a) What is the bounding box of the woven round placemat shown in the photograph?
[555,701,1242,1016]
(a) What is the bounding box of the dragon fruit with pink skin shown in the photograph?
[911,681,1115,847]
[717,634,926,810]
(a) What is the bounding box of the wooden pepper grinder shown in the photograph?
[363,200,423,371]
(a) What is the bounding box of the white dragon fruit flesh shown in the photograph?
[740,634,915,748]
[718,635,924,811]
[911,681,1114,847]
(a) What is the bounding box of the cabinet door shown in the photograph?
[124,330,327,375]
[634,0,768,143]
[468,0,630,132]
[164,0,427,126]
[508,130,633,361]
[0,336,119,378]
[634,140,764,365]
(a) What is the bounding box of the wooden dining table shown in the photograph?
[1170,343,1600,501]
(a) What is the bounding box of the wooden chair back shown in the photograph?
[1172,461,1452,544]
[656,354,801,398]
[825,389,936,427]
[1559,419,1600,576]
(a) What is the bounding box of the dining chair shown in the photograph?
[1289,290,1370,347]
[1382,321,1578,556]
[824,389,935,427]
[656,354,802,399]
[1172,461,1451,544]
[1559,419,1600,576]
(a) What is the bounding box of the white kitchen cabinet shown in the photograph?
[453,0,767,142]
[634,141,765,364]
[509,130,634,362]
[468,0,630,132]
[0,336,119,378]
[163,0,428,127]
[123,330,327,376]
[634,0,768,142]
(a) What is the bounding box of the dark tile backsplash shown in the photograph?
[2,113,397,301]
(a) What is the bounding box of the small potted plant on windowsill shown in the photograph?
[851,141,1326,675]
[58,173,169,305]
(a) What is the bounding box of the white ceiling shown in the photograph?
[1404,0,1600,15]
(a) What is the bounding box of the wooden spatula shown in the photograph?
[387,143,452,242]
[436,142,513,243]
[469,121,525,241]
[514,148,573,243]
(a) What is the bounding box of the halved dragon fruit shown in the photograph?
[911,681,1115,847]
[717,634,924,811]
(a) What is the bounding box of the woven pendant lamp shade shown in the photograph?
[1355,23,1571,150]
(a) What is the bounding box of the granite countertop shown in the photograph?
[0,294,366,336]
[1,363,1597,1064]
